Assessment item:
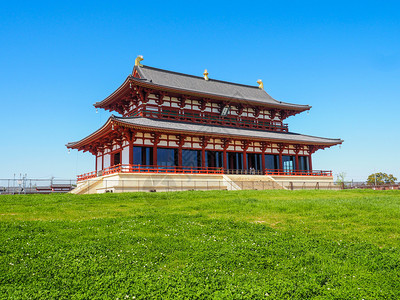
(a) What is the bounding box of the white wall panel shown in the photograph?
[122,146,129,164]
[104,154,111,169]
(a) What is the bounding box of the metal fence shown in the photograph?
[340,181,400,190]
[1,178,398,195]
[0,179,77,195]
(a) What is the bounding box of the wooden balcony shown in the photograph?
[132,108,289,132]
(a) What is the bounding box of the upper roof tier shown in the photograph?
[94,62,311,112]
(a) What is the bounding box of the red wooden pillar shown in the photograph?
[201,148,206,168]
[278,143,285,173]
[261,153,265,174]
[260,142,268,175]
[200,136,209,169]
[153,145,157,166]
[241,140,250,172]
[308,154,313,171]
[243,150,247,170]
[176,135,185,168]
[178,147,183,166]
[151,133,160,166]
[295,154,299,172]
[101,150,104,170]
[222,138,230,172]
[95,153,98,172]
[129,140,133,165]
[223,150,227,170]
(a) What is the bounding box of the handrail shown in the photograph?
[77,171,97,181]
[265,169,333,177]
[224,169,263,175]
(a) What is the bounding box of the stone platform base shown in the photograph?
[71,173,336,194]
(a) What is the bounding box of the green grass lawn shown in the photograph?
[1,190,399,299]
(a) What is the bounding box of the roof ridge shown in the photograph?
[139,65,262,90]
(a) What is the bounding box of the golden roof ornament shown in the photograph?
[135,55,144,67]
[203,69,209,81]
[257,79,264,89]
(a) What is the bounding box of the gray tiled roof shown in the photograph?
[115,116,342,145]
[135,66,310,110]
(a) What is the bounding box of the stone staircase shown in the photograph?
[223,175,285,190]
[70,176,104,194]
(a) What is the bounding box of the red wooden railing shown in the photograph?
[77,164,224,181]
[130,108,289,132]
[77,171,97,182]
[77,166,333,181]
[265,169,333,177]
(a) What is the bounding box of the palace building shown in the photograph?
[67,56,342,193]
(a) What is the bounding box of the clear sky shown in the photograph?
[0,0,399,181]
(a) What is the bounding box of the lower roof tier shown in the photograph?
[67,116,343,151]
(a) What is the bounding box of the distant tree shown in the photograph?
[336,172,346,184]
[366,172,397,185]
[335,172,347,188]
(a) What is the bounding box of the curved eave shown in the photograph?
[66,117,114,149]
[93,77,132,109]
[70,115,343,149]
[94,76,311,113]
[67,116,342,151]
[67,116,343,150]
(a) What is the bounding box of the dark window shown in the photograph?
[265,154,279,170]
[205,151,223,168]
[133,147,142,165]
[227,152,243,170]
[298,156,309,171]
[182,150,201,167]
[247,153,262,170]
[158,148,177,166]
[112,152,121,166]
[133,146,153,165]
[282,155,296,171]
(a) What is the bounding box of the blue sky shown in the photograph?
[0,0,399,181]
